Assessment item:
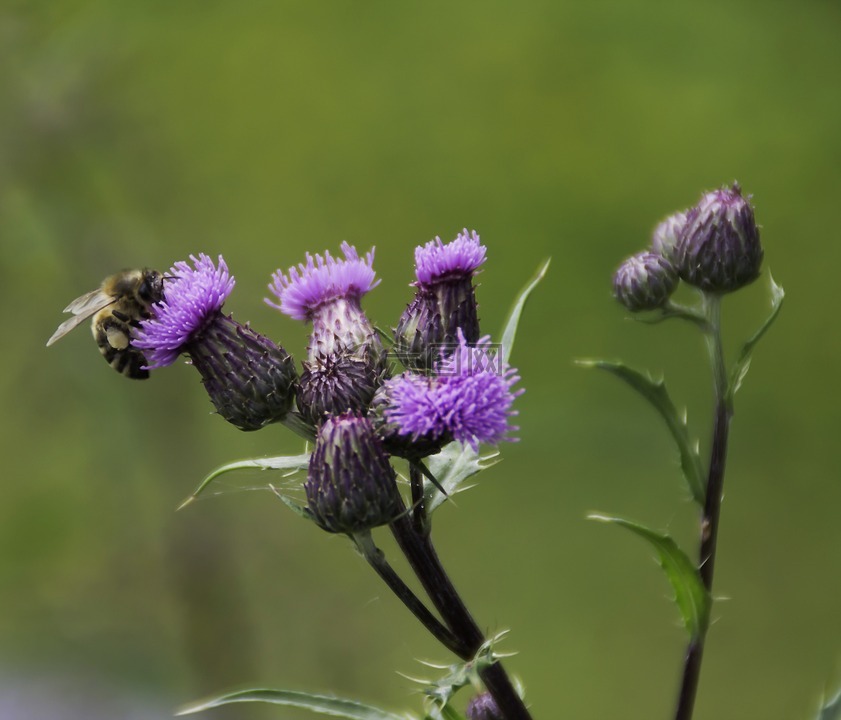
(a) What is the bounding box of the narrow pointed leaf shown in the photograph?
[181,452,310,505]
[578,359,705,505]
[424,443,500,514]
[590,514,711,639]
[817,689,841,720]
[500,258,550,365]
[176,688,411,719]
[726,275,784,404]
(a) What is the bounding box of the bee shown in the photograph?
[47,268,165,380]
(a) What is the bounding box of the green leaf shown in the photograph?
[817,689,841,720]
[589,514,711,639]
[577,359,705,505]
[423,443,500,514]
[176,688,412,719]
[726,275,784,405]
[178,452,310,509]
[500,257,550,365]
[403,634,507,710]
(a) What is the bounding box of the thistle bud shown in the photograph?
[134,254,298,431]
[395,229,486,371]
[466,693,503,720]
[674,182,763,293]
[305,412,400,534]
[297,353,383,427]
[651,210,688,263]
[613,251,677,312]
[267,243,387,419]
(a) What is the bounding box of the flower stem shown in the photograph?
[389,466,533,720]
[674,294,732,720]
[354,531,468,658]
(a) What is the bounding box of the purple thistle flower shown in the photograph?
[395,229,486,371]
[266,242,379,322]
[376,331,521,454]
[135,254,235,368]
[267,242,386,423]
[135,254,297,431]
[414,229,487,286]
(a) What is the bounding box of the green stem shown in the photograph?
[673,294,732,720]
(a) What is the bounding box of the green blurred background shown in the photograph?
[2,2,840,718]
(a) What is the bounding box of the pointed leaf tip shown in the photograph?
[500,257,550,365]
[590,514,711,639]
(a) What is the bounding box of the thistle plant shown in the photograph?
[117,232,547,720]
[583,182,785,720]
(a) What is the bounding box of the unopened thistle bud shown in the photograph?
[395,229,486,371]
[674,182,763,294]
[651,209,688,263]
[297,354,381,427]
[613,251,678,312]
[267,243,386,423]
[466,692,503,720]
[305,412,399,534]
[134,254,298,431]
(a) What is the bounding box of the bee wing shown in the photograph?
[46,290,116,346]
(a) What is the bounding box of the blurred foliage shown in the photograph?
[2,1,841,719]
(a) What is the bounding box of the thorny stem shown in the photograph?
[674,294,732,720]
[354,531,468,658]
[389,466,533,720]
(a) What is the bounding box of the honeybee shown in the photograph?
[47,268,165,380]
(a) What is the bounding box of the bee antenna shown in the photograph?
[163,275,180,282]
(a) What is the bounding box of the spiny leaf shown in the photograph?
[590,514,711,639]
[424,443,500,514]
[726,275,784,405]
[578,359,705,505]
[500,257,550,365]
[178,452,310,509]
[817,688,841,720]
[176,688,412,719]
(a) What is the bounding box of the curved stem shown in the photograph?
[390,466,533,720]
[674,294,732,720]
[354,531,468,658]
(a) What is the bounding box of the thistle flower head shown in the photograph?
[378,332,521,453]
[675,182,763,294]
[266,242,379,321]
[613,251,678,312]
[413,229,487,287]
[395,229,486,370]
[134,253,235,367]
[267,242,383,366]
[135,254,297,431]
[305,412,399,534]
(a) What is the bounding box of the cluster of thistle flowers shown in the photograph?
[133,231,521,536]
[613,182,764,310]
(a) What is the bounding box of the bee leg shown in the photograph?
[95,317,150,380]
